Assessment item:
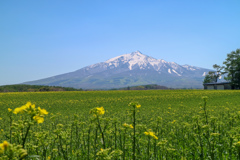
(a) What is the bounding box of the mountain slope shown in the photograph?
[24,51,211,89]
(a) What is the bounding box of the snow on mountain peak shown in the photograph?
[102,51,205,75]
[104,51,179,71]
[131,50,143,55]
[128,51,150,70]
[105,51,149,70]
[182,64,200,71]
[106,51,148,62]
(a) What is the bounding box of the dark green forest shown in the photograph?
[0,84,82,92]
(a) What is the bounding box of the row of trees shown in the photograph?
[203,48,240,89]
[0,84,82,92]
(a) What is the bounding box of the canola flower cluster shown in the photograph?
[96,107,105,115]
[90,106,105,116]
[128,102,141,108]
[144,129,158,140]
[11,102,48,124]
[0,140,27,159]
[0,141,8,153]
[0,102,48,159]
[123,123,133,129]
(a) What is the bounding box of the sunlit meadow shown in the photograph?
[1,90,240,159]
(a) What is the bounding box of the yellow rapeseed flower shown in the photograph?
[129,102,141,108]
[30,104,35,110]
[0,144,3,154]
[3,141,9,149]
[38,107,48,115]
[144,132,149,136]
[33,116,44,124]
[90,107,105,117]
[0,141,9,151]
[13,107,24,114]
[25,102,32,108]
[96,107,105,115]
[20,105,28,110]
[144,129,158,139]
[123,123,133,129]
[13,102,33,114]
[8,108,12,112]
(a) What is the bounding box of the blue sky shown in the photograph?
[1,0,239,85]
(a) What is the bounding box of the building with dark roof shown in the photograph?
[203,82,231,90]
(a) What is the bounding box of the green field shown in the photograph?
[1,90,240,159]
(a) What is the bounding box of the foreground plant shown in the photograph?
[90,107,106,149]
[128,102,141,160]
[10,102,48,148]
[144,129,158,159]
[0,140,27,160]
[96,148,122,160]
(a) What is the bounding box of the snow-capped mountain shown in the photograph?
[24,51,212,89]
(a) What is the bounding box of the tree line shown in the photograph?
[119,84,169,90]
[203,48,240,89]
[0,84,82,92]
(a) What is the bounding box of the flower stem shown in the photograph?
[22,123,31,148]
[133,107,136,160]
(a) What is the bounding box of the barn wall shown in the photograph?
[216,85,224,90]
[224,84,231,89]
[207,85,214,90]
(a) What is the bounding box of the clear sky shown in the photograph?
[1,0,240,86]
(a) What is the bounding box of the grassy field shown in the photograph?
[0,90,240,159]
